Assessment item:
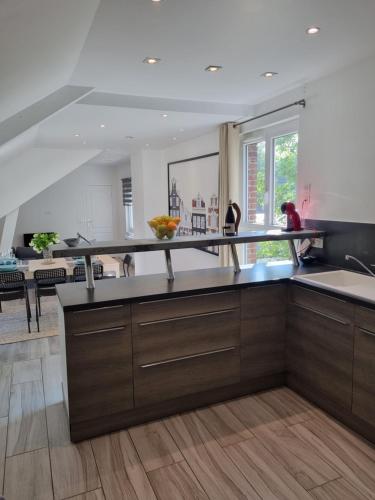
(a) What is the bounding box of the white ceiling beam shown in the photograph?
[78,91,254,118]
[0,85,94,148]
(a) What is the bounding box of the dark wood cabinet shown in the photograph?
[353,307,375,425]
[66,325,133,422]
[287,286,354,410]
[241,285,286,379]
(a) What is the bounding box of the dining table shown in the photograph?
[21,255,121,279]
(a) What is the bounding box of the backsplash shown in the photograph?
[303,219,375,270]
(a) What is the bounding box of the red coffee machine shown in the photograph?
[281,202,302,232]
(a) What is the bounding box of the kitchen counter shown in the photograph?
[56,262,332,311]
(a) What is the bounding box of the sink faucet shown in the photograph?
[345,254,375,277]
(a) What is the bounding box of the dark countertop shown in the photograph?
[56,263,333,311]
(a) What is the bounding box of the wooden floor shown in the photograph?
[0,337,374,500]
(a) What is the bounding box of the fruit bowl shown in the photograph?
[148,215,181,240]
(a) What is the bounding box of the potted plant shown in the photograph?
[29,232,60,264]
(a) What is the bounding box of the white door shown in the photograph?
[83,185,114,242]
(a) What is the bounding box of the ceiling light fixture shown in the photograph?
[262,71,278,78]
[145,143,150,147]
[172,137,177,141]
[125,136,135,140]
[152,0,162,2]
[143,57,161,64]
[162,113,168,118]
[100,124,105,128]
[74,133,80,137]
[306,26,320,35]
[205,65,222,72]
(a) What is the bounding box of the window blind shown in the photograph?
[122,177,133,206]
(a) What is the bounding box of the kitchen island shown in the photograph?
[57,263,375,443]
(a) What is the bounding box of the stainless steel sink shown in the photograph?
[292,270,375,304]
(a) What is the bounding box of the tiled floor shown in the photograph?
[0,336,374,499]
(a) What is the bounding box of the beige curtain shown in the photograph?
[219,122,240,266]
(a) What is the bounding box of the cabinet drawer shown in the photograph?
[353,326,375,426]
[134,347,240,407]
[287,304,353,409]
[241,315,286,379]
[289,284,354,325]
[355,306,375,333]
[66,325,133,422]
[65,304,130,334]
[241,285,286,319]
[134,308,240,366]
[133,291,240,323]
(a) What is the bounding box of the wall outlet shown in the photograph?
[311,237,324,249]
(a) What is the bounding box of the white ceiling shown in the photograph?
[3,0,375,164]
[71,0,375,104]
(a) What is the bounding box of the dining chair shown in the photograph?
[123,254,133,277]
[72,264,104,282]
[34,268,67,331]
[0,271,31,333]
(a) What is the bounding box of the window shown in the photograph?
[243,121,299,264]
[122,177,134,236]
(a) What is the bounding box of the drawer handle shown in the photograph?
[140,346,236,369]
[139,308,237,326]
[72,305,124,314]
[73,326,125,337]
[292,302,350,326]
[359,327,375,338]
[137,291,236,305]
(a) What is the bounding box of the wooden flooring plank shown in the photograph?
[195,402,254,447]
[165,412,260,500]
[91,431,157,500]
[290,419,375,499]
[129,420,184,472]
[148,461,209,500]
[65,490,105,500]
[0,417,7,495]
[7,380,48,456]
[257,387,317,426]
[42,354,63,407]
[47,402,100,500]
[0,364,12,417]
[310,478,368,500]
[4,448,53,500]
[12,358,42,384]
[48,336,60,355]
[225,437,313,500]
[228,394,339,490]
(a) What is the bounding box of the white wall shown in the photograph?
[0,147,100,218]
[132,131,221,275]
[243,52,375,224]
[15,162,126,247]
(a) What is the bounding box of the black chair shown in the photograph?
[0,271,31,333]
[123,254,132,277]
[72,264,104,282]
[34,268,67,331]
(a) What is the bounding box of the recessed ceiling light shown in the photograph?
[172,137,177,141]
[82,141,87,145]
[143,57,161,65]
[152,0,163,2]
[205,65,222,72]
[74,133,80,137]
[262,71,278,78]
[100,124,105,128]
[145,143,150,147]
[125,136,135,140]
[162,113,168,118]
[306,26,320,35]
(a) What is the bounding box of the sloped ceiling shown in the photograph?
[0,0,100,122]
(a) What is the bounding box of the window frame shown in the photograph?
[242,119,299,231]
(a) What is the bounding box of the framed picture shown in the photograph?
[168,152,220,255]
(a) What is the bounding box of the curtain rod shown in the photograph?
[233,99,306,128]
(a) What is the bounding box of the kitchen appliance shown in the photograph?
[223,201,241,236]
